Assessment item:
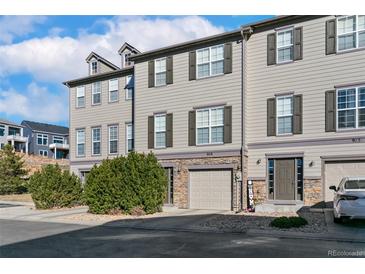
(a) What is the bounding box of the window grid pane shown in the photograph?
[155,115,166,148]
[196,107,224,144]
[196,45,224,78]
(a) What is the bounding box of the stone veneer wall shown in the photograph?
[159,155,243,211]
[17,153,69,176]
[252,180,267,205]
[303,178,322,206]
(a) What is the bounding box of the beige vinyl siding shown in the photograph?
[134,40,242,154]
[246,16,365,178]
[98,61,116,74]
[69,75,131,162]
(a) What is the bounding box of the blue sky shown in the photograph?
[0,15,272,127]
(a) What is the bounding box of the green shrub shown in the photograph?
[270,216,308,229]
[0,144,28,194]
[29,164,82,209]
[83,152,167,215]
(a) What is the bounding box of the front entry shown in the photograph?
[274,159,296,200]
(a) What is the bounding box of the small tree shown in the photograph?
[0,144,28,194]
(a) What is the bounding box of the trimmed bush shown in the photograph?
[29,164,82,209]
[83,152,167,215]
[270,216,308,229]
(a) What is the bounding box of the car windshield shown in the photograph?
[344,180,365,190]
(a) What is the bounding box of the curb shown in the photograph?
[0,200,34,206]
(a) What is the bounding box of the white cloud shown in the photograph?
[0,16,224,83]
[0,16,47,44]
[0,82,68,123]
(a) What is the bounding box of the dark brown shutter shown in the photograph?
[148,60,155,88]
[326,19,336,55]
[293,94,303,134]
[188,110,196,146]
[189,51,196,81]
[325,90,336,132]
[224,42,232,74]
[267,33,276,66]
[166,113,173,147]
[148,115,154,149]
[293,27,303,61]
[166,56,173,85]
[224,106,232,143]
[267,98,276,136]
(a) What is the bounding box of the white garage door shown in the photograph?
[189,170,232,210]
[324,161,365,201]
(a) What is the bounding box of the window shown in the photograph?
[196,107,224,145]
[8,127,20,136]
[154,114,166,148]
[37,134,48,146]
[337,15,365,51]
[155,58,166,86]
[53,136,64,144]
[92,82,101,105]
[276,95,293,135]
[277,28,293,63]
[91,61,98,74]
[76,129,85,157]
[108,125,118,154]
[76,86,85,108]
[109,79,119,102]
[92,127,101,155]
[126,123,134,152]
[337,86,365,129]
[123,52,132,68]
[196,44,224,78]
[39,150,48,157]
[0,125,5,136]
[125,75,133,100]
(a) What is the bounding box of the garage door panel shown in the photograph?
[190,170,232,210]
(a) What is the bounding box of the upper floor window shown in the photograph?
[123,52,132,68]
[76,129,85,157]
[337,86,365,129]
[126,123,134,152]
[125,75,133,100]
[0,125,5,136]
[92,127,101,155]
[196,107,224,145]
[154,114,166,148]
[277,28,294,63]
[37,134,48,146]
[92,82,101,105]
[337,15,365,51]
[197,44,224,78]
[109,79,119,102]
[76,86,85,108]
[276,95,293,135]
[91,61,98,75]
[108,125,118,154]
[8,127,20,136]
[155,58,166,86]
[53,136,64,144]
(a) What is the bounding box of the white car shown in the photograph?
[329,177,365,223]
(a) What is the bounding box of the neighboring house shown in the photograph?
[64,15,365,211]
[21,120,69,159]
[0,119,28,153]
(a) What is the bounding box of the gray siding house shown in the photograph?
[0,119,28,153]
[21,120,69,159]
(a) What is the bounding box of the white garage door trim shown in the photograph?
[188,169,233,210]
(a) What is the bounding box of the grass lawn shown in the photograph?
[0,193,33,203]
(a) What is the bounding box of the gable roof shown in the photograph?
[0,118,23,128]
[85,51,120,70]
[21,120,69,135]
[118,42,141,55]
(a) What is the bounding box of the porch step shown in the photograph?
[255,202,304,213]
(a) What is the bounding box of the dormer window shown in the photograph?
[91,61,98,75]
[123,52,132,68]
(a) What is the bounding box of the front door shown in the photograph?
[275,159,296,200]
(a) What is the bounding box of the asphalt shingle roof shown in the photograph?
[21,120,69,135]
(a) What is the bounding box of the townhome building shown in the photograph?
[21,120,70,159]
[243,15,365,210]
[0,119,28,153]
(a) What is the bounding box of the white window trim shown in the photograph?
[126,123,133,153]
[125,75,133,100]
[92,82,102,105]
[196,44,224,79]
[195,106,224,145]
[53,136,64,144]
[154,57,167,87]
[154,114,166,148]
[39,150,48,157]
[108,125,119,154]
[76,86,85,108]
[90,60,98,75]
[108,79,119,103]
[91,127,101,156]
[336,85,365,131]
[276,27,294,64]
[76,129,85,157]
[276,95,294,136]
[37,134,48,146]
[336,15,365,52]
